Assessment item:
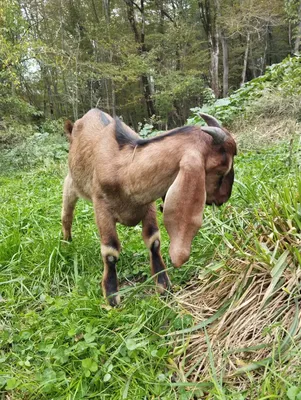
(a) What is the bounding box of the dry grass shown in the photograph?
[174,259,301,384]
[232,117,299,151]
[230,92,301,151]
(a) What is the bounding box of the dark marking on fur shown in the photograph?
[105,237,120,252]
[114,117,138,148]
[101,180,122,198]
[150,240,170,289]
[114,117,195,149]
[140,126,194,147]
[146,224,158,238]
[104,256,119,306]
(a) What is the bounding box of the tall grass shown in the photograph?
[0,127,300,399]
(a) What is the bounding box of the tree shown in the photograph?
[124,0,156,118]
[198,0,220,98]
[0,0,296,128]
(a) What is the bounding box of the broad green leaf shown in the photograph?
[125,339,138,351]
[90,361,98,372]
[287,386,300,400]
[103,373,111,382]
[82,358,93,369]
[5,378,18,390]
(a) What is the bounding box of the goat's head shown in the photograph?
[162,113,236,268]
[199,113,236,207]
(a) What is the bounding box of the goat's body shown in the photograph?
[62,108,237,306]
[67,109,185,225]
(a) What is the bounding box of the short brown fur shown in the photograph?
[62,109,236,305]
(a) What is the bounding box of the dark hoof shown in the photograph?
[157,274,171,294]
[107,293,121,307]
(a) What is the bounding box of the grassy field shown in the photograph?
[0,123,301,399]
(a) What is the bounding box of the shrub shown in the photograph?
[188,55,301,125]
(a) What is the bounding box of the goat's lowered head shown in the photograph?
[160,113,236,209]
[161,113,237,267]
[197,112,237,207]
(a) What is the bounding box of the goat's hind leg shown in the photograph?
[142,204,170,293]
[93,199,121,307]
[62,174,78,241]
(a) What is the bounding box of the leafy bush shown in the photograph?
[138,122,154,138]
[0,122,37,149]
[0,119,68,172]
[188,55,301,125]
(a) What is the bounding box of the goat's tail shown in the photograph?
[64,120,74,142]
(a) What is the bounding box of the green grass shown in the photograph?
[0,132,301,399]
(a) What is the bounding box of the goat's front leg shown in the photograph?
[142,204,170,293]
[93,198,121,307]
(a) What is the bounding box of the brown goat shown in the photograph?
[62,109,237,306]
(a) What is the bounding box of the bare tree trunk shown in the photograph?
[294,2,301,53]
[104,77,110,111]
[53,73,61,117]
[156,1,180,120]
[41,64,54,118]
[124,0,156,118]
[216,0,226,96]
[90,79,93,109]
[249,51,257,79]
[158,0,164,34]
[209,31,219,97]
[111,78,116,116]
[140,0,155,116]
[261,29,268,74]
[103,0,116,115]
[91,0,100,23]
[62,74,69,116]
[241,32,250,86]
[262,24,272,73]
[221,33,228,97]
[73,37,80,120]
[289,20,292,50]
[198,0,219,98]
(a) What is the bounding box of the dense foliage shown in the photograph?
[189,55,301,125]
[1,0,301,128]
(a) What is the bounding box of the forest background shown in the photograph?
[1,0,301,130]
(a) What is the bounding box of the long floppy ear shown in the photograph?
[163,152,206,267]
